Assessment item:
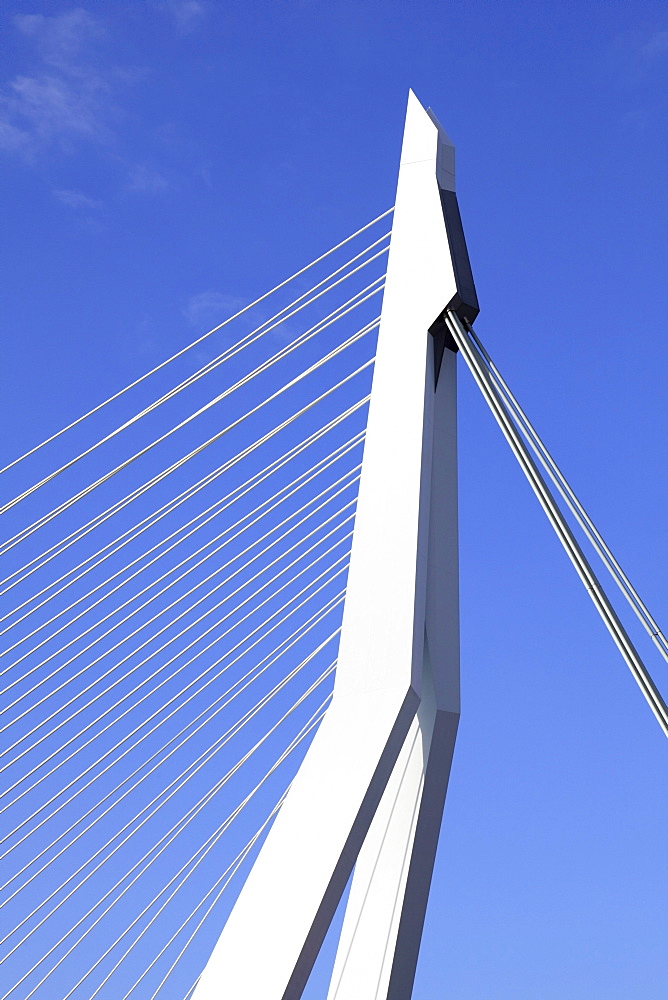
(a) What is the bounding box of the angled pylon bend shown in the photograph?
[192,90,478,1000]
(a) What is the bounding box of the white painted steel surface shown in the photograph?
[327,347,460,1000]
[192,90,461,1000]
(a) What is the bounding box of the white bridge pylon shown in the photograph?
[193,91,479,1000]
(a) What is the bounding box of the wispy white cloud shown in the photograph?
[1,72,109,152]
[0,9,113,157]
[606,26,668,95]
[157,0,208,33]
[126,163,171,194]
[642,30,668,59]
[1,7,203,194]
[53,187,101,209]
[182,291,244,329]
[15,9,104,70]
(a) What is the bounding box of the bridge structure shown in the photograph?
[0,92,665,1000]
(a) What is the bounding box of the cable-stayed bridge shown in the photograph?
[0,93,665,1000]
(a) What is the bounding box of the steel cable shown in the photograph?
[2,673,334,997]
[0,430,362,656]
[0,299,379,557]
[447,310,668,737]
[0,401,367,623]
[0,462,360,712]
[136,788,290,1000]
[56,699,328,1000]
[0,207,390,478]
[0,248,385,518]
[0,551,348,853]
[0,580,344,895]
[0,359,372,594]
[0,512,354,790]
[464,320,668,663]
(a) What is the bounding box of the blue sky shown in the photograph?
[0,2,666,999]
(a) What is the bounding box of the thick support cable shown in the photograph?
[0,207,391,477]
[446,310,668,737]
[464,319,668,664]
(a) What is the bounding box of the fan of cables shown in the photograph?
[0,208,392,999]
